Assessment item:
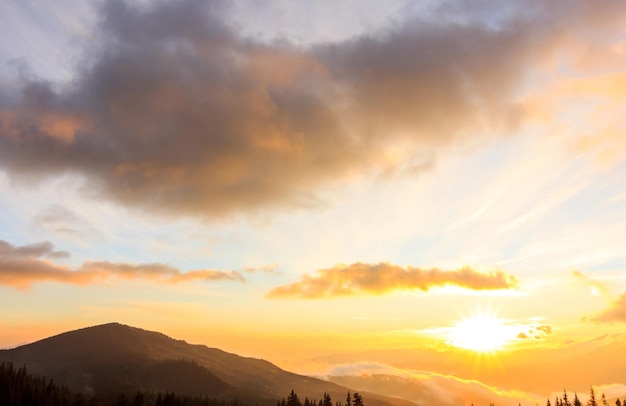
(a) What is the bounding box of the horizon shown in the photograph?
[1,1,626,405]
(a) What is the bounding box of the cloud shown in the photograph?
[0,239,244,290]
[324,362,543,406]
[266,263,517,299]
[536,325,552,335]
[244,264,282,275]
[591,292,626,323]
[573,270,609,297]
[2,0,617,218]
[513,323,552,341]
[0,240,69,259]
[32,204,103,242]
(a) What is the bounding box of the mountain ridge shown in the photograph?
[0,322,416,406]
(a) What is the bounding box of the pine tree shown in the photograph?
[353,392,363,406]
[588,387,598,406]
[616,399,622,406]
[288,390,301,406]
[324,393,332,406]
[564,390,571,406]
[602,394,608,406]
[346,392,351,406]
[574,393,582,406]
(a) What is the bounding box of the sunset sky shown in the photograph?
[1,0,626,404]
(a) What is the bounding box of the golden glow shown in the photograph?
[448,314,515,352]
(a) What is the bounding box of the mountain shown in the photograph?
[0,323,415,406]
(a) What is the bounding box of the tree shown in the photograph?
[602,394,608,406]
[346,392,351,406]
[353,393,363,406]
[323,393,332,406]
[588,387,598,406]
[563,390,571,406]
[288,390,301,406]
[574,393,582,406]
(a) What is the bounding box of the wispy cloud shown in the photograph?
[573,270,610,297]
[591,292,626,323]
[243,264,282,276]
[32,204,103,243]
[0,239,244,290]
[266,263,517,299]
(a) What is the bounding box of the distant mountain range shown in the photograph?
[0,323,415,406]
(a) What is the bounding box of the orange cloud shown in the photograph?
[266,263,517,299]
[0,239,244,290]
[592,292,626,323]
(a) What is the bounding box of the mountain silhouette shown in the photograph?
[0,323,414,406]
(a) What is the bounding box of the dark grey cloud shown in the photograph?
[0,0,623,218]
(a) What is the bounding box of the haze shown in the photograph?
[1,1,626,405]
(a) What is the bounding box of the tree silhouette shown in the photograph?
[574,393,582,406]
[589,387,598,406]
[287,390,302,406]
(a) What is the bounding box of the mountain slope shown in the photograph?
[0,323,414,406]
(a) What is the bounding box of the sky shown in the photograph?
[1,0,626,404]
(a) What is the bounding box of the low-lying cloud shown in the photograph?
[0,239,244,290]
[324,362,543,406]
[266,262,517,299]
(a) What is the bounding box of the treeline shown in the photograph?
[477,388,626,406]
[548,388,625,406]
[0,362,248,406]
[277,390,363,406]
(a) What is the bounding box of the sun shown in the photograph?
[448,313,516,352]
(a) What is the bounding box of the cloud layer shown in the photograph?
[0,239,244,290]
[592,293,626,323]
[325,362,543,406]
[1,0,610,218]
[266,262,517,299]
